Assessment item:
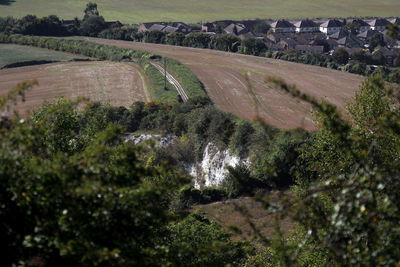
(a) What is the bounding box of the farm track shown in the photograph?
[0,61,148,115]
[151,62,189,102]
[85,38,365,130]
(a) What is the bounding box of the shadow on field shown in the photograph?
[0,0,15,5]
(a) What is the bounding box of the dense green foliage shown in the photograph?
[0,93,249,266]
[255,75,400,266]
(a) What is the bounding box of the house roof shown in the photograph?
[368,19,390,27]
[294,20,318,28]
[148,24,167,31]
[357,29,379,39]
[271,20,295,28]
[162,26,179,33]
[390,18,400,25]
[329,29,349,40]
[202,22,215,27]
[170,22,190,28]
[337,35,363,48]
[320,19,343,28]
[142,22,166,28]
[224,23,247,35]
[349,19,370,27]
[326,39,339,47]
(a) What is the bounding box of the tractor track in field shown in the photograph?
[151,62,189,102]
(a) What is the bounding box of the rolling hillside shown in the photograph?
[0,0,399,24]
[85,38,365,130]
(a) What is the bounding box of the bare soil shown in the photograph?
[0,61,148,115]
[86,37,365,130]
[195,192,294,241]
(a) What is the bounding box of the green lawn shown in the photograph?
[0,0,399,24]
[0,44,86,68]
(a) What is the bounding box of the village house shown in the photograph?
[138,22,166,32]
[294,20,320,33]
[368,19,390,32]
[357,29,380,42]
[148,24,167,32]
[278,39,298,50]
[337,34,364,48]
[270,20,296,33]
[223,23,248,36]
[349,19,371,33]
[328,29,349,40]
[319,19,343,34]
[201,22,215,33]
[265,32,293,43]
[169,22,192,33]
[390,18,400,25]
[138,22,191,34]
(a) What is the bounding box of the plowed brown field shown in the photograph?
[86,37,365,130]
[0,61,149,115]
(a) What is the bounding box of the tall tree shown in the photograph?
[83,2,100,20]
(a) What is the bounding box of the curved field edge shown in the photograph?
[0,43,89,68]
[0,34,208,104]
[0,0,399,24]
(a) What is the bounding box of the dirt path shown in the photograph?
[151,62,189,102]
[85,37,365,130]
[0,61,148,115]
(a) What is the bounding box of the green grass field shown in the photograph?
[0,44,86,68]
[0,0,399,24]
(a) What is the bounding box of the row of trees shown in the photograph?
[0,3,111,37]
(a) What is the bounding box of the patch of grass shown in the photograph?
[0,44,87,68]
[139,59,180,104]
[164,58,207,99]
[0,0,398,24]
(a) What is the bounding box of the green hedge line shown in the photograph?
[0,34,209,103]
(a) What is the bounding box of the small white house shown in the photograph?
[294,20,319,33]
[319,19,343,34]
